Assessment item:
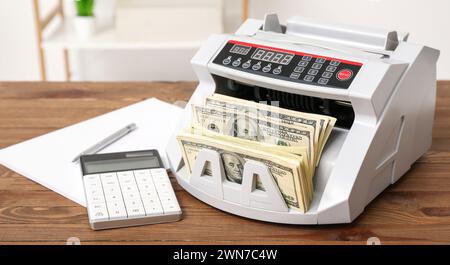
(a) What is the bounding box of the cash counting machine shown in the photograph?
[166,14,440,224]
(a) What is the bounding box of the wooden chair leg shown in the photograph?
[32,0,47,81]
[63,49,71,81]
[242,0,249,22]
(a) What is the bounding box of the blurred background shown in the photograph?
[0,0,449,82]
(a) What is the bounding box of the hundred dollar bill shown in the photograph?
[192,104,316,199]
[177,132,310,212]
[186,125,310,159]
[192,104,315,171]
[206,94,336,164]
[187,125,314,199]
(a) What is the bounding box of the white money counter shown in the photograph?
[166,14,440,224]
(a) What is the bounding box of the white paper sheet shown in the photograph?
[0,98,182,207]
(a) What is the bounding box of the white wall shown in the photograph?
[249,0,450,80]
[1,0,449,81]
[0,1,39,80]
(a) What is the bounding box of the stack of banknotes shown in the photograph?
[177,94,336,213]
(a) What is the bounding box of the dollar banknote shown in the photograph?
[191,104,315,168]
[177,132,310,212]
[204,94,336,164]
[176,93,337,213]
[186,126,314,199]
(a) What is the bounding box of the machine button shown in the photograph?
[307,69,318,75]
[322,71,333,78]
[302,55,312,61]
[289,72,300,79]
[294,66,305,73]
[315,58,326,63]
[303,75,315,82]
[273,66,282,75]
[329,60,340,66]
[312,63,323,70]
[326,65,337,72]
[298,61,309,67]
[252,62,262,71]
[337,69,353,81]
[318,78,329,85]
[262,63,272,73]
[232,58,242,67]
[242,60,252,69]
[222,56,232,65]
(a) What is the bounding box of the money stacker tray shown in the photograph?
[166,14,439,224]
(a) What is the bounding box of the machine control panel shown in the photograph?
[212,40,363,89]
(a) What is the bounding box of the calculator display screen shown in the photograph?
[83,156,160,174]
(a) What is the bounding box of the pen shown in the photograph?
[72,123,137,162]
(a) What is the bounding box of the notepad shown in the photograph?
[0,98,182,207]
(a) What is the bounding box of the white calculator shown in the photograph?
[80,150,182,230]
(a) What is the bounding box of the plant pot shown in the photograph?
[95,0,117,30]
[73,16,96,40]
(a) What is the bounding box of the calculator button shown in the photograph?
[140,182,156,191]
[88,203,109,221]
[159,193,176,203]
[84,182,102,193]
[105,192,122,201]
[140,189,158,199]
[153,177,171,186]
[135,175,153,185]
[85,188,103,198]
[119,177,135,186]
[152,171,169,177]
[107,200,127,220]
[117,171,134,178]
[154,181,171,189]
[100,172,117,181]
[84,174,100,182]
[118,173,135,184]
[162,202,181,215]
[142,194,159,202]
[103,185,121,195]
[158,188,175,196]
[84,181,102,194]
[101,173,119,186]
[125,199,145,218]
[156,186,171,194]
[150,168,167,175]
[134,169,152,177]
[143,202,164,216]
[88,194,106,204]
[121,184,138,193]
[123,192,140,201]
[102,179,118,186]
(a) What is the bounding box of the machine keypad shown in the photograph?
[298,61,309,67]
[303,75,315,82]
[214,40,363,89]
[308,69,319,75]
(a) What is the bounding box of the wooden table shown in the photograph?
[0,81,449,245]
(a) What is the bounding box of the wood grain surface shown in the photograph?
[0,81,449,245]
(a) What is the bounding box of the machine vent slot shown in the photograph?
[212,75,354,129]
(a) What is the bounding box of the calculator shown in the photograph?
[80,150,182,230]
